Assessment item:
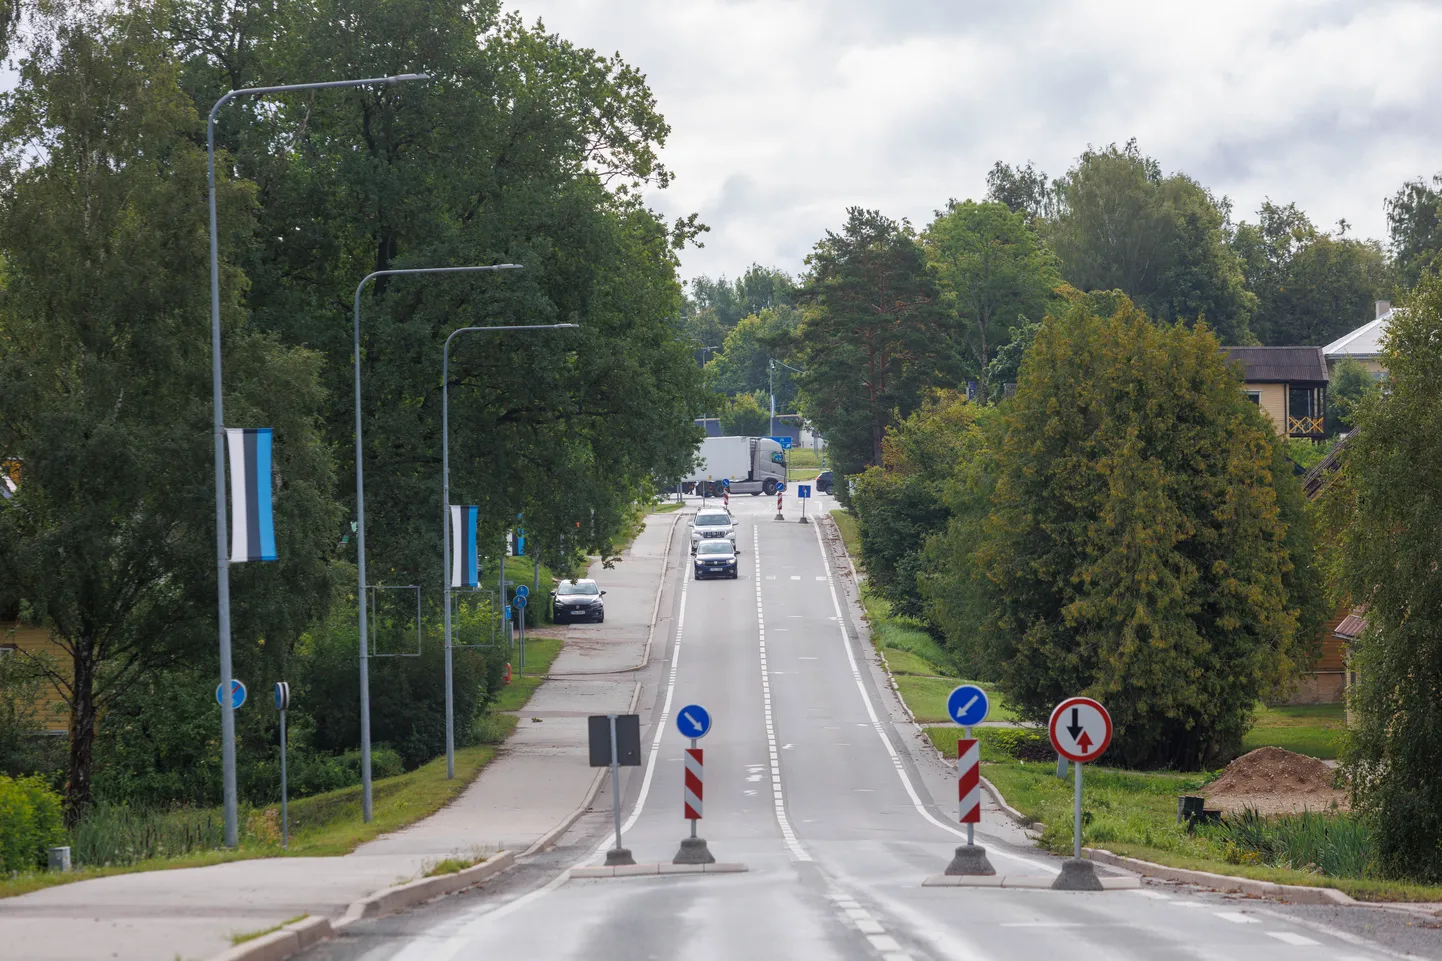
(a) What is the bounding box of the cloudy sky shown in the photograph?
[511,0,1442,285]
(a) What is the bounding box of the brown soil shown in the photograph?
[1204,746,1349,815]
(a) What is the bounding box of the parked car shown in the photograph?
[814,470,834,494]
[552,579,605,623]
[690,509,737,553]
[693,539,738,579]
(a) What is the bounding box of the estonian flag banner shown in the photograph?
[226,428,277,563]
[451,505,479,588]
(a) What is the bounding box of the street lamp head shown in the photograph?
[389,73,430,83]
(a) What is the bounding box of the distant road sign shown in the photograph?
[1048,696,1112,763]
[514,594,528,609]
[946,684,989,727]
[770,436,793,450]
[274,681,290,712]
[515,584,529,598]
[504,604,512,620]
[797,484,812,499]
[676,704,712,739]
[216,679,247,710]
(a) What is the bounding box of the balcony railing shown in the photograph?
[1288,415,1325,436]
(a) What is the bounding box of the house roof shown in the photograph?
[1222,346,1329,385]
[1324,309,1394,359]
[1335,607,1369,640]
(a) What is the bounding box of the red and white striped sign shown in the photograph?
[957,738,980,824]
[684,748,703,820]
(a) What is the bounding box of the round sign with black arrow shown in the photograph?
[1048,696,1112,764]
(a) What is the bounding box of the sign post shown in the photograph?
[589,713,641,866]
[1047,696,1113,890]
[797,484,811,524]
[274,682,290,849]
[942,684,995,876]
[514,586,529,677]
[673,704,716,864]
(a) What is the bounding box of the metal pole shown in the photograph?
[1074,760,1083,860]
[965,725,973,846]
[442,340,454,780]
[518,603,525,678]
[769,359,776,437]
[279,709,288,850]
[609,714,623,853]
[690,736,698,839]
[207,73,426,840]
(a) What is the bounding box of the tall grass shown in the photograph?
[72,803,229,867]
[861,591,954,672]
[1205,808,1373,879]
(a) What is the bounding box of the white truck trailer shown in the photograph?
[684,436,787,497]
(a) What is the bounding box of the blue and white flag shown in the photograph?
[226,428,277,563]
[450,505,478,588]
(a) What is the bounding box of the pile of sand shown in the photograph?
[1204,746,1348,815]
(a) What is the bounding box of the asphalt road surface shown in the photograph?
[304,495,1435,961]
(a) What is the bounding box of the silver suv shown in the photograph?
[690,509,736,553]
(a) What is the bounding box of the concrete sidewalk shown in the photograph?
[0,510,684,961]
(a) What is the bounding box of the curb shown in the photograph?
[209,917,332,961]
[1081,847,1355,905]
[334,851,516,928]
[922,874,1139,890]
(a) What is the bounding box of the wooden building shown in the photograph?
[1222,346,1329,439]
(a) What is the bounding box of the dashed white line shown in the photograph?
[1267,932,1321,946]
[1215,911,1258,924]
[755,522,810,862]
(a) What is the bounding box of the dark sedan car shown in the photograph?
[814,469,834,494]
[693,539,738,579]
[552,579,605,623]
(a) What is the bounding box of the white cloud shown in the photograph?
[513,0,1442,282]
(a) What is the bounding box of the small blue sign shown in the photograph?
[216,679,247,711]
[274,681,290,711]
[946,684,989,726]
[514,593,528,609]
[721,478,730,489]
[504,604,512,620]
[676,704,712,739]
[797,484,812,499]
[770,436,793,450]
[515,584,529,598]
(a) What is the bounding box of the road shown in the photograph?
[303,494,1429,961]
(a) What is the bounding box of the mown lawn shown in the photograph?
[894,674,1018,724]
[1242,704,1346,760]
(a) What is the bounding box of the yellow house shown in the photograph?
[0,620,70,733]
[1222,346,1329,439]
[1323,300,1393,380]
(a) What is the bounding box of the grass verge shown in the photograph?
[490,636,565,714]
[425,854,486,877]
[231,914,308,946]
[1242,704,1346,760]
[830,509,860,561]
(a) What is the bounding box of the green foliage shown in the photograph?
[976,296,1320,769]
[1203,809,1371,879]
[1285,438,1329,472]
[985,160,1055,221]
[71,802,228,868]
[852,392,985,620]
[719,391,772,437]
[1324,268,1442,882]
[1328,357,1379,435]
[0,774,65,871]
[792,208,951,478]
[1386,174,1442,288]
[704,307,799,408]
[0,649,64,781]
[683,265,796,354]
[1048,141,1256,344]
[921,200,1061,400]
[1231,201,1391,346]
[1241,704,1346,760]
[984,320,1039,393]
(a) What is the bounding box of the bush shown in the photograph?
[1203,808,1373,879]
[977,727,1054,763]
[0,774,65,871]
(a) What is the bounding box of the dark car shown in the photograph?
[693,539,738,579]
[552,579,605,623]
[814,469,834,494]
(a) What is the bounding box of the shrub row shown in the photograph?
[0,774,64,872]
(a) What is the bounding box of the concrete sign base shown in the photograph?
[673,837,717,865]
[604,846,636,866]
[944,844,996,876]
[1051,857,1104,890]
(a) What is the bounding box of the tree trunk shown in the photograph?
[64,645,98,824]
[978,309,991,406]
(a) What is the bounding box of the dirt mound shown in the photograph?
[1204,746,1348,815]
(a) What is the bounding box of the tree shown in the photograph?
[683,265,795,359]
[1326,357,1377,436]
[852,391,988,623]
[704,307,799,408]
[1323,268,1442,881]
[0,7,338,814]
[1049,141,1256,343]
[983,319,1039,392]
[1231,201,1390,345]
[975,296,1321,769]
[791,208,951,479]
[922,200,1061,401]
[985,160,1054,221]
[719,392,771,437]
[1386,174,1442,289]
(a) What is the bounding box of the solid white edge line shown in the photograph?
[810,519,1057,875]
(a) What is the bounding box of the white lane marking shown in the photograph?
[868,935,903,952]
[791,574,802,580]
[810,520,1056,874]
[845,908,874,921]
[857,919,886,934]
[1215,911,1258,924]
[1267,932,1321,946]
[755,522,810,861]
[1000,922,1085,928]
[1246,905,1412,956]
[815,575,826,581]
[1130,889,1170,900]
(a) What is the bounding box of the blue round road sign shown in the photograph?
[676,704,712,739]
[946,684,989,726]
[216,679,247,710]
[514,594,528,609]
[515,584,529,598]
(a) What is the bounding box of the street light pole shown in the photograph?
[207,72,427,848]
[442,320,577,778]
